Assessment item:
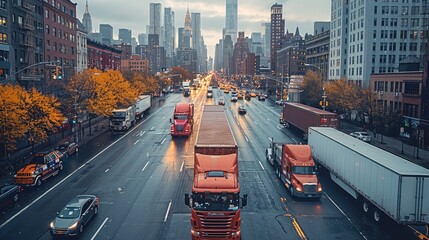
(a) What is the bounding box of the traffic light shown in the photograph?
[56,66,63,80]
[326,101,329,107]
[72,115,77,124]
[51,68,57,80]
[319,101,323,106]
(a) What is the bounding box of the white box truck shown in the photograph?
[135,95,151,120]
[308,127,429,225]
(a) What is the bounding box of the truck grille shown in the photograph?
[303,184,317,193]
[196,212,234,238]
[176,125,184,132]
[16,173,31,176]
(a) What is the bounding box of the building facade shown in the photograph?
[43,0,77,80]
[99,24,113,45]
[330,1,429,86]
[277,28,306,78]
[305,30,330,81]
[191,12,201,72]
[225,0,238,44]
[87,38,121,70]
[0,0,9,81]
[270,4,285,74]
[232,32,249,75]
[176,48,197,73]
[120,54,149,74]
[149,3,161,41]
[164,7,175,68]
[76,19,87,73]
[81,0,92,33]
[114,43,132,60]
[118,28,131,45]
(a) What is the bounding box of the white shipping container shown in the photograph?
[135,95,151,119]
[308,127,429,225]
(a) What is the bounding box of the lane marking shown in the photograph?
[267,118,270,122]
[151,126,155,130]
[180,161,185,172]
[142,161,150,171]
[161,137,166,145]
[164,201,172,222]
[0,104,167,230]
[276,125,282,130]
[325,193,368,240]
[244,136,249,142]
[105,168,110,173]
[90,217,109,240]
[291,138,298,144]
[134,140,139,145]
[258,161,265,170]
[253,120,258,125]
[291,216,307,239]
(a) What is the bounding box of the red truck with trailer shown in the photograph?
[279,102,338,138]
[185,105,247,239]
[266,139,322,200]
[170,103,194,137]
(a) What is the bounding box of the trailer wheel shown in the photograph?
[373,209,381,222]
[362,201,370,213]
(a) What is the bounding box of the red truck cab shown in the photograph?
[267,141,322,200]
[170,103,194,137]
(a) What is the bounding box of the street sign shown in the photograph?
[20,75,42,81]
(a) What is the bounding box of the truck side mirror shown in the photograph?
[241,194,248,208]
[185,193,190,207]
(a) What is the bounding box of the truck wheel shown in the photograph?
[362,201,370,213]
[59,163,63,171]
[373,209,381,222]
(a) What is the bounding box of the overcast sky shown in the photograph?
[76,0,331,58]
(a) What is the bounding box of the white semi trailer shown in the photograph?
[308,127,429,225]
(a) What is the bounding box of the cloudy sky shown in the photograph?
[76,0,331,58]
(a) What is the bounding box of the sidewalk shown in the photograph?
[340,121,429,169]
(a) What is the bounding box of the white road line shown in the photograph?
[161,137,166,144]
[142,161,150,171]
[164,201,172,222]
[244,136,249,142]
[325,193,368,240]
[291,138,298,144]
[276,125,282,130]
[134,140,139,145]
[140,131,146,136]
[258,161,265,170]
[267,118,271,121]
[91,217,109,240]
[253,120,258,125]
[105,168,109,173]
[180,161,185,172]
[0,102,167,230]
[151,126,155,130]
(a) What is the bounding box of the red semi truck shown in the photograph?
[266,139,322,200]
[170,103,194,137]
[185,105,247,239]
[279,102,338,138]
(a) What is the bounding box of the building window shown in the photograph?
[0,16,6,26]
[0,0,6,9]
[404,82,419,95]
[45,9,49,19]
[0,33,7,44]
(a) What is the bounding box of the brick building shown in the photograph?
[120,54,149,74]
[87,39,121,70]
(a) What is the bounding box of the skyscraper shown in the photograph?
[100,24,113,45]
[191,12,201,71]
[138,33,147,45]
[149,3,162,36]
[82,0,92,33]
[183,7,192,49]
[119,28,132,45]
[178,27,184,50]
[270,4,284,74]
[164,8,175,58]
[225,0,238,43]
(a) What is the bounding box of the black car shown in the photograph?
[56,142,79,157]
[238,105,247,114]
[50,195,99,237]
[0,184,21,208]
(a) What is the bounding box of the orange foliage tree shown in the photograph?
[300,70,324,107]
[325,78,361,114]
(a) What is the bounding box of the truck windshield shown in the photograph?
[192,193,239,211]
[292,166,317,175]
[111,112,126,118]
[174,115,188,120]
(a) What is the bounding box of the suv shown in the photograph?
[50,195,99,237]
[231,92,238,102]
[15,150,64,186]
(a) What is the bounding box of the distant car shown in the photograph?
[170,88,175,93]
[258,94,265,101]
[231,92,238,102]
[275,100,286,105]
[57,142,79,157]
[250,92,257,98]
[238,105,247,114]
[350,132,373,142]
[50,195,99,237]
[218,97,225,105]
[0,184,21,208]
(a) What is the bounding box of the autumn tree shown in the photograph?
[170,66,194,81]
[124,70,160,95]
[325,78,361,115]
[300,70,323,107]
[22,88,64,153]
[0,85,28,158]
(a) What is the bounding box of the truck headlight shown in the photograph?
[317,186,323,192]
[50,222,54,228]
[295,187,302,192]
[191,229,200,236]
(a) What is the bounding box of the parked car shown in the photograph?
[57,142,79,157]
[50,195,99,237]
[218,97,225,105]
[0,184,21,208]
[238,105,247,114]
[350,131,373,142]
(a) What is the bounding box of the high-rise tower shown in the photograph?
[225,0,238,43]
[82,0,92,33]
[183,7,192,49]
[149,3,162,35]
[270,4,284,74]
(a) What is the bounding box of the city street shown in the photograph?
[0,86,423,240]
